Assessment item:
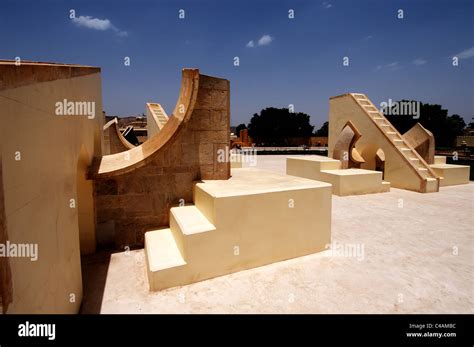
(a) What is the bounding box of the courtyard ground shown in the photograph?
[81,155,473,314]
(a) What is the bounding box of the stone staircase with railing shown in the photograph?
[329,93,440,193]
[148,103,169,128]
[350,93,440,192]
[146,102,169,138]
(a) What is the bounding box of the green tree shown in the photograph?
[248,108,314,146]
[384,101,466,147]
[314,121,328,136]
[446,114,466,140]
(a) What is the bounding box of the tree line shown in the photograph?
[234,102,469,147]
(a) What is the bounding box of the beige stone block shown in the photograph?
[146,169,332,291]
[430,164,470,186]
[287,156,389,196]
[434,156,447,165]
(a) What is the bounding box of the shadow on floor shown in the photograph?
[79,247,113,314]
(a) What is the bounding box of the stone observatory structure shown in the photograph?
[90,69,331,291]
[1,62,331,308]
[287,93,470,195]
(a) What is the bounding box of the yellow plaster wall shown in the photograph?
[0,71,102,313]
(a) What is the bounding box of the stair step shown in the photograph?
[353,93,366,98]
[410,158,420,162]
[400,148,411,152]
[393,139,403,143]
[418,168,428,171]
[373,117,384,120]
[145,228,186,272]
[170,205,216,235]
[387,131,397,135]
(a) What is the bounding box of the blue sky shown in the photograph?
[1,0,473,129]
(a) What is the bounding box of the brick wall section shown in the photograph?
[93,74,230,248]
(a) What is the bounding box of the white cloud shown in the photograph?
[454,46,474,60]
[374,62,401,72]
[257,34,273,46]
[72,15,128,37]
[412,58,427,66]
[246,35,273,48]
[116,30,128,37]
[72,16,111,30]
[323,2,333,8]
[362,35,373,41]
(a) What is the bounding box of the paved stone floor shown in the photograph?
[81,155,473,313]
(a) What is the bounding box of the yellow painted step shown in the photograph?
[170,205,216,235]
[145,228,186,272]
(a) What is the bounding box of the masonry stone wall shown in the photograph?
[94,74,230,248]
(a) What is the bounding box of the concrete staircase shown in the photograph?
[145,204,216,291]
[148,103,169,128]
[351,93,440,193]
[145,168,332,291]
